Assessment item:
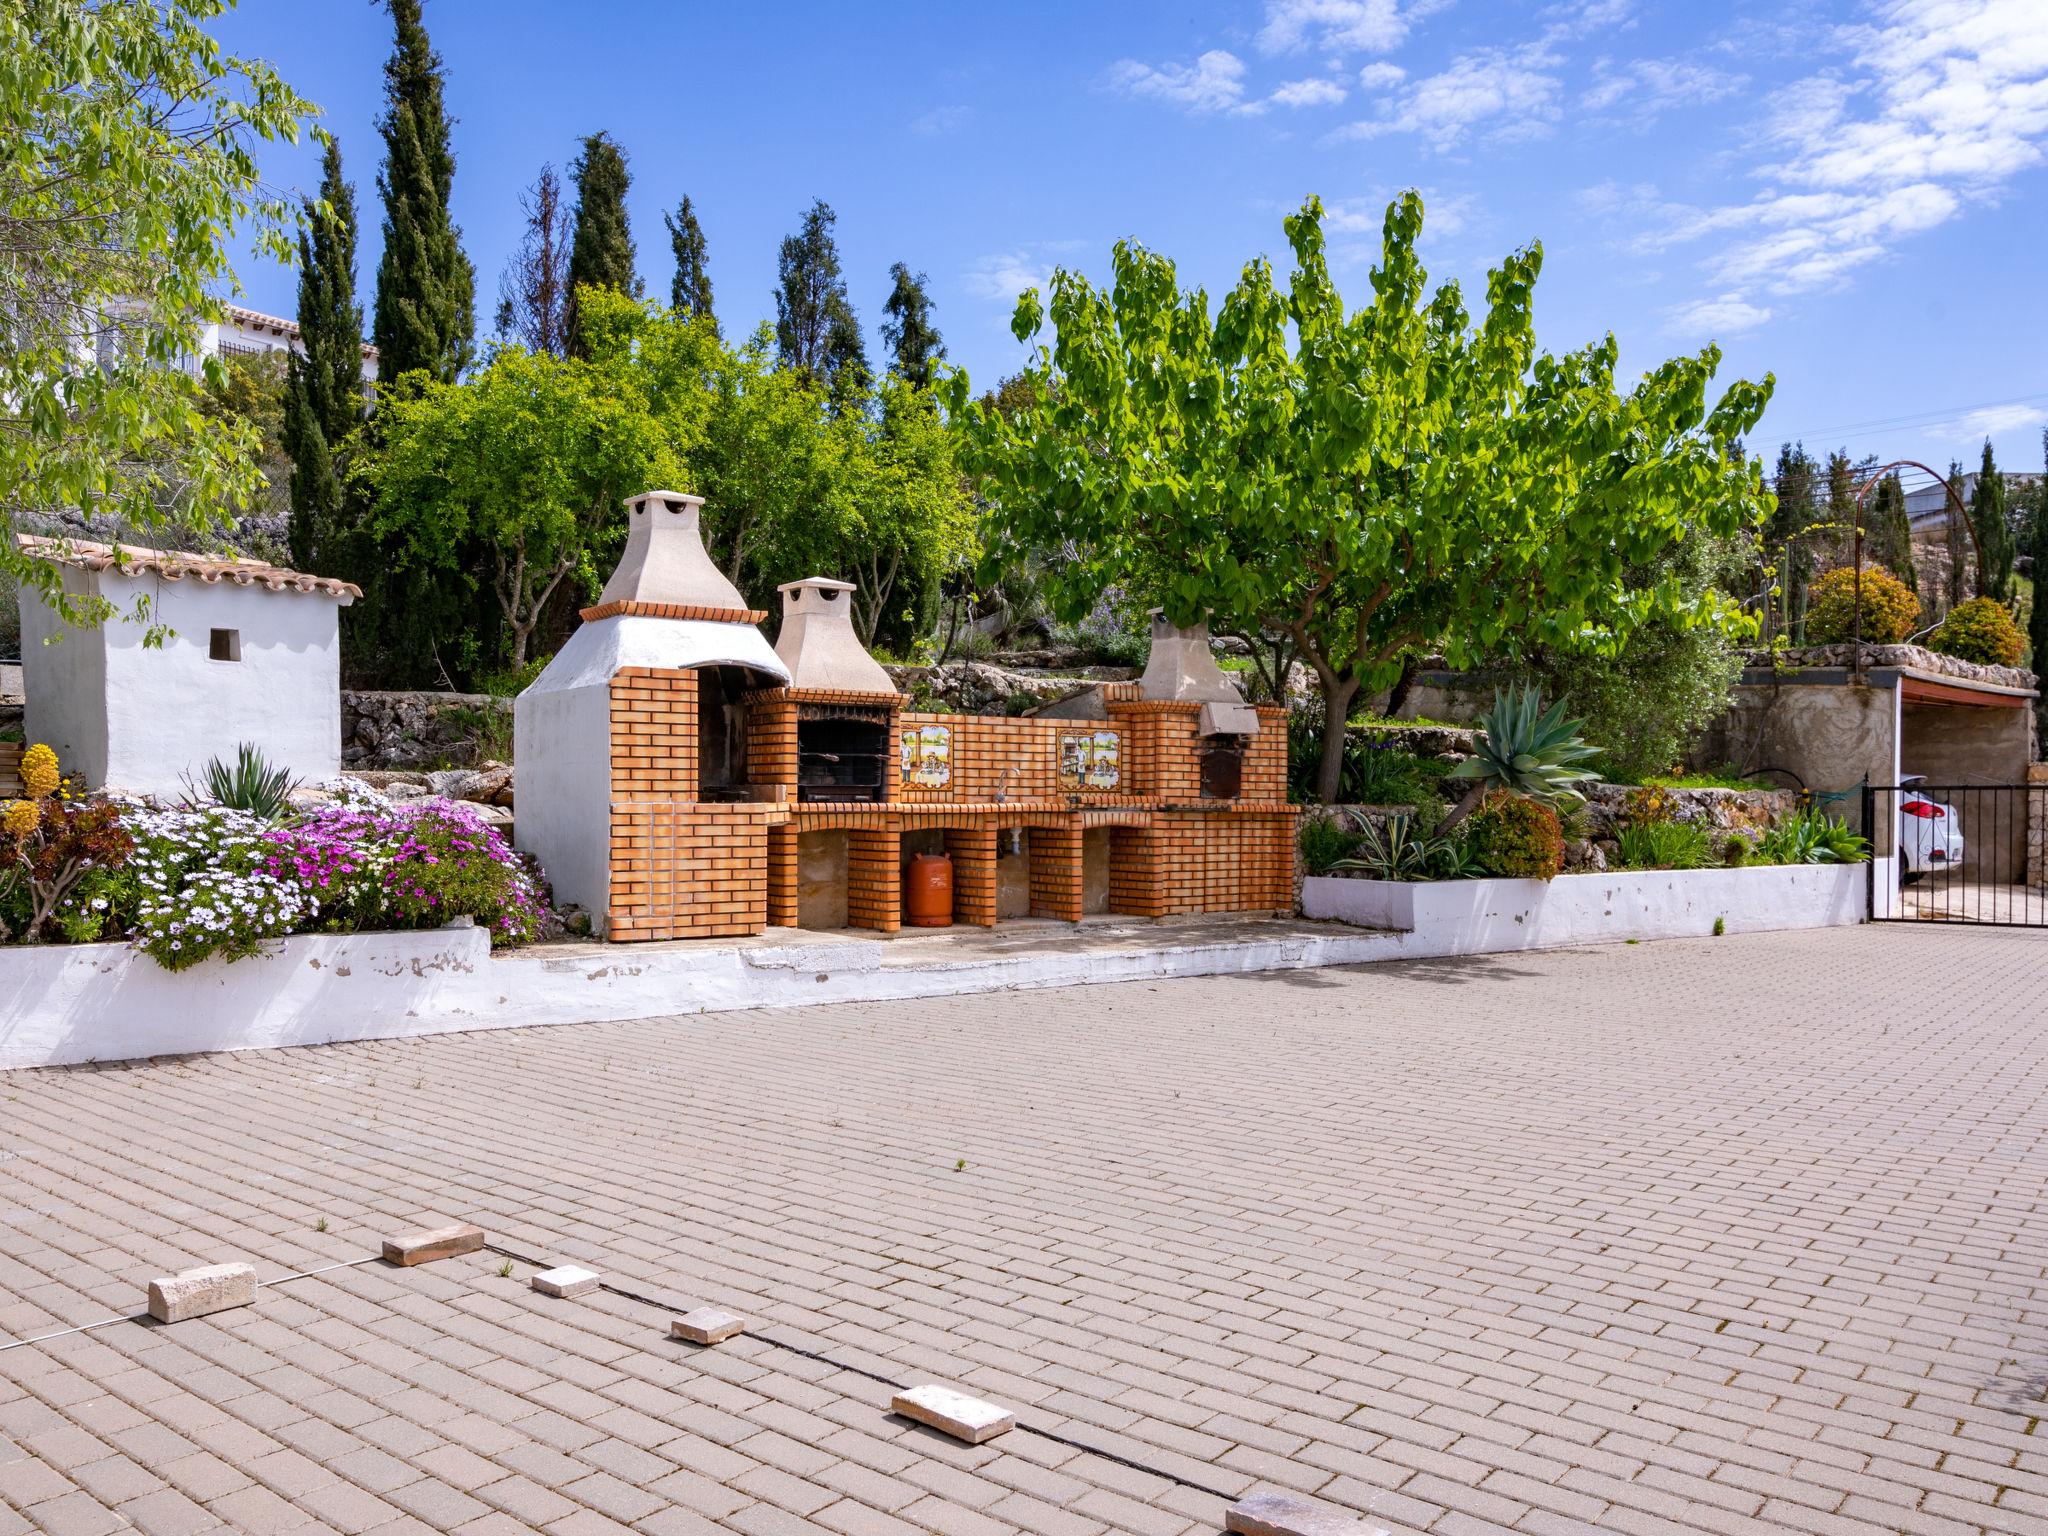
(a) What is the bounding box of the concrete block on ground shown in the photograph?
[146,1263,257,1324]
[1225,1491,1390,1536]
[891,1383,1015,1443]
[670,1306,746,1345]
[531,1264,600,1298]
[381,1223,485,1266]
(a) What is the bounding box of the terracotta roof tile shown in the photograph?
[15,534,361,599]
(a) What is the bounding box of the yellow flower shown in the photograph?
[20,743,59,800]
[2,798,40,841]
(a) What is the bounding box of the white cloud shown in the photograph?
[1334,45,1561,150]
[910,104,969,136]
[1584,57,1746,120]
[1257,0,1450,56]
[1607,1,2048,327]
[1954,403,2048,437]
[1663,293,1772,337]
[963,252,1052,304]
[1269,77,1348,108]
[1106,49,1249,113]
[1324,189,1477,240]
[1357,62,1406,90]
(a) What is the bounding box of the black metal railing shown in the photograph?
[1864,783,2048,926]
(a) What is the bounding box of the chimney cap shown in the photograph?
[778,575,857,597]
[628,490,705,513]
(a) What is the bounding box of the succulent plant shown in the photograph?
[1448,686,1601,810]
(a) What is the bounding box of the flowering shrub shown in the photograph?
[1463,793,1564,880]
[123,805,311,970]
[262,793,546,947]
[1928,597,2025,668]
[1804,565,1920,644]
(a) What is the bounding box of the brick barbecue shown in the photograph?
[516,491,1299,941]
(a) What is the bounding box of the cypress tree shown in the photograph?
[880,263,944,388]
[1867,473,1915,593]
[1768,442,1817,640]
[282,137,363,572]
[1971,437,2013,601]
[664,194,713,328]
[1945,459,1969,610]
[494,163,571,357]
[371,0,474,386]
[775,199,866,397]
[564,131,636,357]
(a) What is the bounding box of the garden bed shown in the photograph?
[1301,863,1866,950]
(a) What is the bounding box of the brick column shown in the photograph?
[767,823,798,926]
[944,826,998,927]
[1028,824,1085,922]
[847,827,902,933]
[2029,763,2048,888]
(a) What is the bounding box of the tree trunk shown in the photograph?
[1314,678,1360,803]
[1383,655,1418,719]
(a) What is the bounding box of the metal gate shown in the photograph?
[1864,783,2048,926]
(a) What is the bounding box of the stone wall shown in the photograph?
[342,690,511,769]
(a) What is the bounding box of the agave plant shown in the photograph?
[1329,811,1433,881]
[185,742,300,821]
[1444,686,1601,828]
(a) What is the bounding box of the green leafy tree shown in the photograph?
[1971,437,2012,601]
[774,200,867,400]
[371,0,474,386]
[880,263,945,388]
[564,131,636,357]
[944,194,1773,803]
[367,343,681,667]
[664,194,714,328]
[825,381,975,646]
[282,138,364,572]
[0,0,317,623]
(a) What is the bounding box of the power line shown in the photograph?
[1761,389,2048,447]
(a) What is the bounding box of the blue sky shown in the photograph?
[215,0,2048,484]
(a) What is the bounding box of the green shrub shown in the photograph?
[1929,597,2024,667]
[1805,565,1920,644]
[1616,820,1715,870]
[1330,813,1433,881]
[1758,808,1869,864]
[1286,715,1450,810]
[1298,815,1358,876]
[1463,794,1563,880]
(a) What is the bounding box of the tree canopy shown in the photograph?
[282,137,364,572]
[944,193,1774,800]
[664,194,714,329]
[881,263,944,388]
[774,199,867,403]
[0,0,318,624]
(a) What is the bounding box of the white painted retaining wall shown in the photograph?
[1301,863,1866,949]
[0,863,1868,1071]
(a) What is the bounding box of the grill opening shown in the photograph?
[695,666,754,802]
[1200,737,1246,800]
[797,704,890,803]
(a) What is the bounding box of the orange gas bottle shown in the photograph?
[905,852,954,927]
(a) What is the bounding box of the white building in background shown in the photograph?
[15,536,358,799]
[183,304,378,384]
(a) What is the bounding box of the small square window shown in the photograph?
[208,628,241,662]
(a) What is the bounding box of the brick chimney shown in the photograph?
[773,578,896,695]
[596,491,750,612]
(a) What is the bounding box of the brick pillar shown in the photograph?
[767,823,798,926]
[2030,763,2048,888]
[1107,826,1164,917]
[944,826,998,927]
[1027,824,1085,922]
[847,828,902,933]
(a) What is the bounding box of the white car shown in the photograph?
[1898,777,1964,883]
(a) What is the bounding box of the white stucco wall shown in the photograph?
[19,570,111,785]
[513,678,613,922]
[55,572,347,797]
[1301,864,1867,948]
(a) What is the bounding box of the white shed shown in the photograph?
[16,536,358,798]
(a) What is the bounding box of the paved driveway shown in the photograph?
[3,924,2047,1536]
